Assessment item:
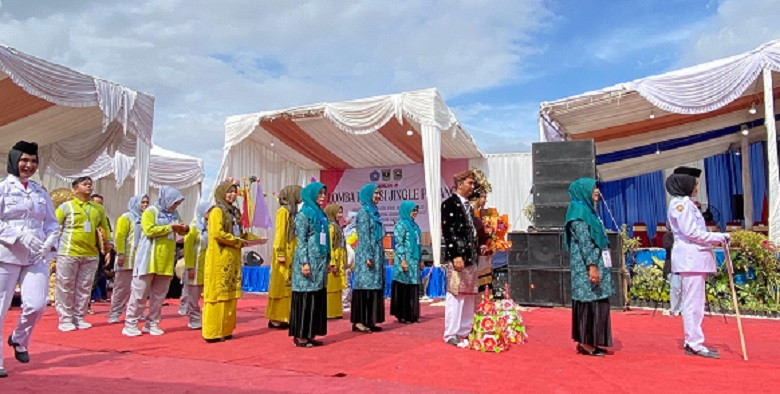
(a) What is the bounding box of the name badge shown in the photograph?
[320,232,327,246]
[83,221,92,233]
[601,249,612,268]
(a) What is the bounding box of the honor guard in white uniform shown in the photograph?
[666,170,728,359]
[0,141,59,378]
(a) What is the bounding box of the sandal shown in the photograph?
[293,338,313,348]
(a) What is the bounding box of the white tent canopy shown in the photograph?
[540,39,780,242]
[217,88,483,265]
[38,145,204,223]
[0,42,154,194]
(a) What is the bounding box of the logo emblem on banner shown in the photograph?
[370,170,380,181]
[381,169,391,181]
[393,168,403,181]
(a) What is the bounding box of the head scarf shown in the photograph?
[194,201,213,234]
[325,204,344,247]
[128,193,147,223]
[563,178,608,251]
[7,140,38,178]
[665,174,696,197]
[155,186,184,222]
[301,182,330,257]
[215,181,241,235]
[278,185,303,242]
[399,200,422,260]
[359,183,383,241]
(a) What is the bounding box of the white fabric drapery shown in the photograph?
[218,88,481,265]
[0,42,155,194]
[215,141,318,261]
[470,153,534,233]
[36,144,204,224]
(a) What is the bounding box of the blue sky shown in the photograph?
[1,0,779,196]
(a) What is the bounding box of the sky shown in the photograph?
[2,0,780,199]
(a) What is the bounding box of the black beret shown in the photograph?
[673,166,701,178]
[11,140,38,156]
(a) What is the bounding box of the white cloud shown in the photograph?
[0,0,552,191]
[453,101,538,154]
[679,0,780,66]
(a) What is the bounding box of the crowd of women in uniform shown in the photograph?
[0,139,732,377]
[0,140,430,377]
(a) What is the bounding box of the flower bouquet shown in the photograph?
[468,287,528,353]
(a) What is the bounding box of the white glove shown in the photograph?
[19,231,44,252]
[722,233,731,243]
[40,232,59,260]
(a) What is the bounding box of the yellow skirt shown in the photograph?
[202,299,237,340]
[327,289,343,319]
[266,294,291,323]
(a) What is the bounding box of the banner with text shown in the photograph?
[321,159,468,232]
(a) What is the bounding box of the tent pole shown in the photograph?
[763,68,780,243]
[421,124,442,267]
[134,138,151,195]
[741,134,753,230]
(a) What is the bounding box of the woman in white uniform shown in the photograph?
[666,171,729,359]
[0,141,59,378]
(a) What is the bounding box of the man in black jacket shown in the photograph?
[441,169,479,347]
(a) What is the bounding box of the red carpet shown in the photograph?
[3,295,779,393]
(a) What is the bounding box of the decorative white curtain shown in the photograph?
[469,153,534,233]
[215,141,317,263]
[0,43,154,144]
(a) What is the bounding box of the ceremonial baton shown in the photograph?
[723,242,748,361]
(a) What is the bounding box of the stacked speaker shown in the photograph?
[505,140,626,308]
[532,140,596,229]
[506,232,624,308]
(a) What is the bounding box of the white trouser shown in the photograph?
[124,274,171,328]
[179,283,189,314]
[108,270,133,320]
[668,273,683,315]
[184,283,202,325]
[55,256,99,324]
[443,292,476,341]
[0,261,48,368]
[680,272,707,351]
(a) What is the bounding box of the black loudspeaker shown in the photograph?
[509,268,567,307]
[507,230,626,309]
[732,194,744,220]
[532,140,596,229]
[507,231,567,268]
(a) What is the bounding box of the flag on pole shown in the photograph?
[251,182,273,229]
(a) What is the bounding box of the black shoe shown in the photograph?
[368,325,383,332]
[293,338,313,348]
[224,335,234,340]
[0,368,7,378]
[684,344,720,359]
[309,338,324,347]
[577,343,604,357]
[352,324,371,333]
[594,347,608,356]
[445,337,460,346]
[204,337,224,343]
[268,321,289,329]
[8,336,29,363]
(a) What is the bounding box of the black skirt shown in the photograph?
[289,288,327,339]
[390,281,420,323]
[572,298,612,347]
[350,289,385,326]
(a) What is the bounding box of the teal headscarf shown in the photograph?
[300,182,330,257]
[359,183,383,241]
[563,178,609,251]
[399,200,421,260]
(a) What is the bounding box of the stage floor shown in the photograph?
[2,294,779,393]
